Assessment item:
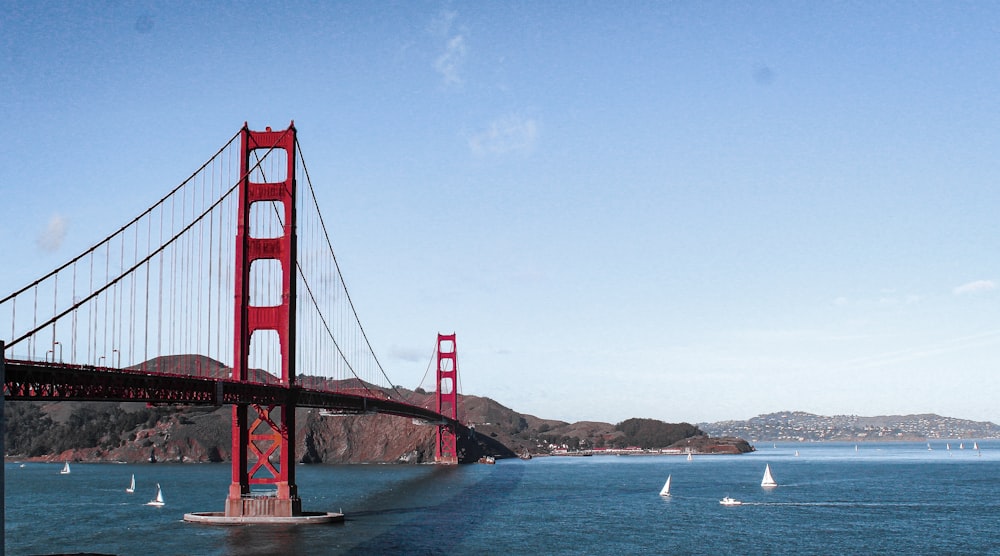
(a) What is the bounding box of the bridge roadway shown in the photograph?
[2,359,455,425]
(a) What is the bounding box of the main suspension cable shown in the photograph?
[295,137,406,400]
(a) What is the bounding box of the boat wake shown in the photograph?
[741,501,934,508]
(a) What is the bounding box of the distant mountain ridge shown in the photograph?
[701,411,1000,442]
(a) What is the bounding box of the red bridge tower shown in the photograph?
[435,333,459,464]
[227,123,300,518]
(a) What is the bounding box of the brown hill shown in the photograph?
[4,355,749,463]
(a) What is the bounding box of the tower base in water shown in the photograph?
[184,492,344,525]
[183,510,344,525]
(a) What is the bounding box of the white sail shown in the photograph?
[146,484,165,506]
[60,462,71,475]
[761,463,778,487]
[686,452,693,461]
[659,474,671,496]
[126,474,136,493]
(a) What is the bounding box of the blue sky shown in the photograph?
[3,2,1000,424]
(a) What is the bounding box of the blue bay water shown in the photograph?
[5,441,1000,555]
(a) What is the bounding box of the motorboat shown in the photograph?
[720,497,742,506]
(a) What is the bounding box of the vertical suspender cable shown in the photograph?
[130,216,138,366]
[206,158,214,373]
[157,196,164,359]
[103,241,110,364]
[32,285,37,359]
[89,253,94,364]
[118,226,126,363]
[169,190,176,356]
[51,274,58,359]
[71,263,77,364]
[180,178,187,360]
[145,212,151,370]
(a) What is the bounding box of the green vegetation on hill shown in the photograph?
[613,418,702,449]
[5,402,174,457]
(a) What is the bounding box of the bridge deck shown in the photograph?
[3,360,455,425]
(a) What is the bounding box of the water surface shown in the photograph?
[6,441,998,555]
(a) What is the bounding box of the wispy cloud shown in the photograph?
[37,213,68,251]
[430,10,466,87]
[953,279,996,295]
[435,35,466,86]
[832,329,1000,371]
[468,115,539,155]
[389,345,431,363]
[428,9,457,37]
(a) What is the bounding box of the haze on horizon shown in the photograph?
[2,3,998,426]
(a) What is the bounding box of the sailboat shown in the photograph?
[126,474,136,493]
[794,450,799,457]
[974,442,980,450]
[145,484,165,507]
[659,474,672,497]
[60,462,71,475]
[686,452,693,462]
[761,463,778,487]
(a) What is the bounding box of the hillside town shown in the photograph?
[701,411,1000,442]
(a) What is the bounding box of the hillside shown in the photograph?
[701,411,1000,442]
[4,355,749,463]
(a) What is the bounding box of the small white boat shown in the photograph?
[974,442,980,450]
[659,474,672,497]
[145,484,165,507]
[960,443,965,450]
[761,464,778,487]
[794,450,799,457]
[686,452,693,462]
[126,474,136,493]
[60,462,71,475]
[720,497,742,506]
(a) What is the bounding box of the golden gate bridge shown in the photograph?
[1,123,462,524]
